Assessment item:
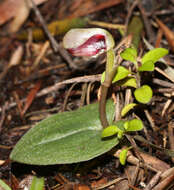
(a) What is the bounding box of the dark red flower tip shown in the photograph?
[68,34,106,57]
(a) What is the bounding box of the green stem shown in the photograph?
[99,65,118,128]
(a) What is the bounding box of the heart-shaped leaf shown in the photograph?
[120,47,137,63]
[134,85,153,104]
[141,48,168,65]
[112,66,130,83]
[119,147,132,165]
[101,125,119,138]
[101,66,130,84]
[125,119,143,132]
[10,100,119,165]
[101,125,124,138]
[119,148,128,165]
[138,60,154,72]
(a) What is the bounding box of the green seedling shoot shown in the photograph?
[119,146,132,165]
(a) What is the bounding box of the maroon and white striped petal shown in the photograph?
[63,28,115,57]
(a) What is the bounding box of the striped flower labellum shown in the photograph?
[68,34,106,57]
[63,28,115,57]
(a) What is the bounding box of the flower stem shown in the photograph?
[99,84,109,128]
[99,65,118,128]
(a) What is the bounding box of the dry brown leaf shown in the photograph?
[156,18,174,52]
[91,177,108,188]
[0,0,48,32]
[21,80,42,116]
[139,151,170,172]
[75,184,91,190]
[8,0,31,33]
[58,0,123,19]
[0,45,23,80]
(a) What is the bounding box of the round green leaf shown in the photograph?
[138,60,154,72]
[142,48,168,65]
[126,119,143,132]
[10,100,119,165]
[119,148,128,165]
[101,66,130,84]
[134,85,153,104]
[120,47,137,63]
[101,125,119,138]
[121,103,137,117]
[112,66,130,83]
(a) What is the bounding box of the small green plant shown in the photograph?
[10,28,168,166]
[101,46,168,135]
[119,146,132,165]
[100,45,168,163]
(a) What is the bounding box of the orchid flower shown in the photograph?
[63,28,117,128]
[63,28,115,57]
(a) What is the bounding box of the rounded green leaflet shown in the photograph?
[141,48,168,65]
[10,100,119,165]
[126,119,143,132]
[101,125,119,138]
[134,85,153,104]
[119,148,128,165]
[138,60,154,72]
[120,47,137,63]
[101,66,130,84]
[119,147,132,165]
[121,103,137,117]
[112,66,130,83]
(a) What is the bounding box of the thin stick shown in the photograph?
[29,0,77,69]
[0,74,101,113]
[88,20,125,30]
[94,177,126,190]
[37,74,101,97]
[29,0,58,52]
[0,102,8,133]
